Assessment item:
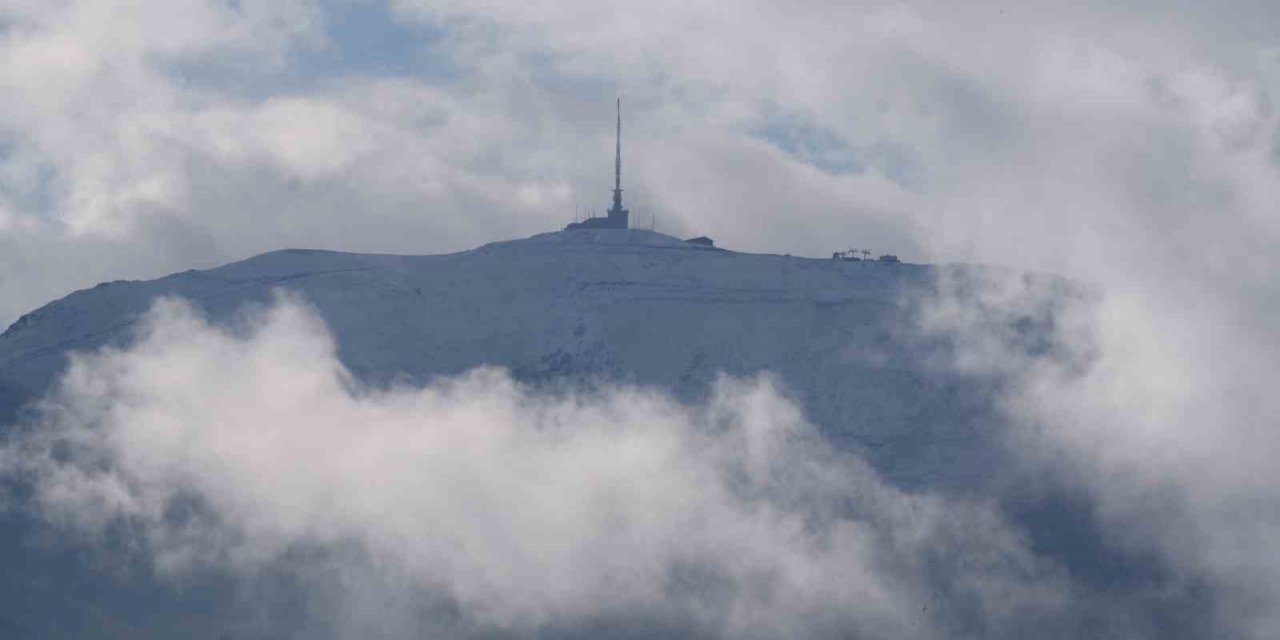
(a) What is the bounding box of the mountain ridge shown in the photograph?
[0,228,1154,640]
[2,228,994,486]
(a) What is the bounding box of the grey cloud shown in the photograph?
[2,294,1073,639]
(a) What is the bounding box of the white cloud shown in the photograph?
[917,262,1280,639]
[2,294,1070,638]
[2,3,1279,634]
[0,0,325,233]
[0,0,1274,305]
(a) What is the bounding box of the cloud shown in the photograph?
[0,0,1274,304]
[0,0,1268,320]
[915,261,1280,639]
[0,0,937,326]
[2,294,1071,639]
[866,6,1280,636]
[0,0,324,324]
[2,3,1279,635]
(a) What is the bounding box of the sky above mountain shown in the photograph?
[2,1,1280,637]
[0,0,1275,324]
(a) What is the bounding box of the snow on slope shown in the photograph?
[0,228,1015,488]
[0,228,1113,639]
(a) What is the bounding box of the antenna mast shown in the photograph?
[614,98,621,195]
[604,98,629,228]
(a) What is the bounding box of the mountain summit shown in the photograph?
[0,228,1124,639]
[0,228,1006,488]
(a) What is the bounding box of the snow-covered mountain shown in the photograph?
[0,228,1091,639]
[1,228,1013,489]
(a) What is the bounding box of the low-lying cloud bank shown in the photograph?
[920,266,1280,640]
[1,294,1070,639]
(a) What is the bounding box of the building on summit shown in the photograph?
[567,99,629,230]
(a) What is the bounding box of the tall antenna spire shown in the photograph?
[606,97,628,228]
[614,97,621,194]
[567,97,629,231]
